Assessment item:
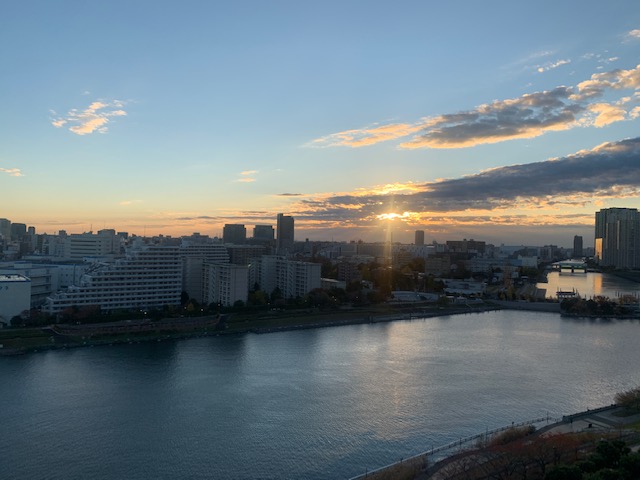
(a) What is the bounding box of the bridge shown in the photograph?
[551,260,587,274]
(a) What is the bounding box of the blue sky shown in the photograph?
[2,1,640,246]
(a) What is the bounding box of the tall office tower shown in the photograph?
[222,224,246,244]
[10,223,27,241]
[595,208,640,269]
[253,224,275,241]
[573,235,583,258]
[0,218,11,240]
[415,230,425,246]
[276,214,294,254]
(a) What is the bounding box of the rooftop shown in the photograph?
[0,274,31,283]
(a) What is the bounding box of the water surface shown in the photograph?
[2,310,639,479]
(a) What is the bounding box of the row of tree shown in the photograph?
[560,297,635,317]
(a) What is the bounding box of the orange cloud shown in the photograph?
[308,123,422,148]
[587,103,627,127]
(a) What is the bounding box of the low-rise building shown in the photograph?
[0,274,31,325]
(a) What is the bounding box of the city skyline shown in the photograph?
[2,2,640,246]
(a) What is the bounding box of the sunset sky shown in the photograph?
[2,1,640,247]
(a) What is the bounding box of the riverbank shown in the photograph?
[351,404,640,480]
[6,297,638,356]
[0,303,499,356]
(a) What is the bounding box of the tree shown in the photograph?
[270,287,283,303]
[181,291,189,306]
[615,386,640,412]
[545,464,582,480]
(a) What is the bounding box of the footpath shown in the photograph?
[350,405,640,480]
[423,405,640,480]
[541,405,640,436]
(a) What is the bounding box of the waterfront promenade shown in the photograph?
[351,405,640,480]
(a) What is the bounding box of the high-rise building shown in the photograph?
[573,235,583,258]
[225,244,266,265]
[44,245,183,314]
[276,214,294,254]
[0,218,10,240]
[63,232,120,259]
[10,223,27,241]
[203,263,248,307]
[253,225,274,241]
[179,242,229,303]
[252,255,320,299]
[595,207,640,269]
[223,224,246,244]
[415,230,425,246]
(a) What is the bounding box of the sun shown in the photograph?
[377,212,410,221]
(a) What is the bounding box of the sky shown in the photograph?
[2,1,640,247]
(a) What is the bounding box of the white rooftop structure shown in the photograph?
[0,274,31,325]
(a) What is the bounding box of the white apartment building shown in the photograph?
[203,263,248,307]
[0,274,31,325]
[63,232,120,260]
[180,242,229,303]
[44,245,182,314]
[253,256,321,299]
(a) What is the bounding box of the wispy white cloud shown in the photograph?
[628,29,640,39]
[236,170,258,182]
[0,167,23,177]
[119,199,142,206]
[536,59,571,73]
[51,99,127,135]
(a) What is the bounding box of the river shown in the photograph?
[538,271,640,300]
[2,309,640,479]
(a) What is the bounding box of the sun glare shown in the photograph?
[377,212,410,221]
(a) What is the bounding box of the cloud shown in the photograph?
[276,193,304,197]
[628,29,640,39]
[537,59,571,73]
[175,215,221,221]
[51,99,127,135]
[288,137,640,226]
[308,123,423,148]
[310,64,640,150]
[119,200,142,206]
[0,167,23,177]
[586,103,627,127]
[236,169,258,182]
[402,87,582,149]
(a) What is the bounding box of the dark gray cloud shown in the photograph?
[296,137,640,219]
[402,87,585,148]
